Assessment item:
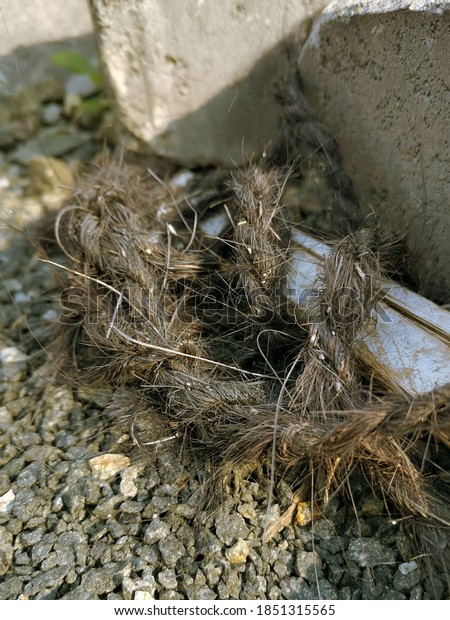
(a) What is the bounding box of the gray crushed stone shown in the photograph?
[0,68,449,602]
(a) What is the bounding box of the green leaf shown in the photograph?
[78,97,109,114]
[89,70,104,89]
[51,51,94,75]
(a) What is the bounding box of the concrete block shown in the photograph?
[89,0,328,166]
[298,0,450,302]
[0,0,95,86]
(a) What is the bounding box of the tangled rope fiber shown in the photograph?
[45,56,450,580]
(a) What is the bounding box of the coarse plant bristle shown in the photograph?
[42,53,450,595]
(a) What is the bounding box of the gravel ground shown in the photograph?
[0,68,448,601]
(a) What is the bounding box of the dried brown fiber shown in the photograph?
[43,54,450,584]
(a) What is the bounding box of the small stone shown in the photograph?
[143,517,170,546]
[15,551,31,566]
[281,577,314,600]
[122,576,136,600]
[184,585,217,600]
[0,122,21,148]
[20,433,41,448]
[0,576,24,600]
[40,552,59,571]
[12,491,42,522]
[24,565,71,596]
[12,126,88,163]
[31,533,57,564]
[347,538,397,567]
[160,590,185,600]
[37,75,65,103]
[9,85,41,137]
[89,454,131,480]
[28,156,74,197]
[134,590,154,600]
[13,292,30,304]
[158,569,178,590]
[80,565,122,596]
[328,564,345,585]
[41,103,62,125]
[361,497,385,516]
[0,347,28,382]
[65,74,99,98]
[203,562,223,588]
[23,445,61,463]
[295,550,323,582]
[120,465,141,497]
[108,520,127,539]
[19,528,44,547]
[93,496,123,520]
[0,474,10,496]
[393,562,421,592]
[225,538,249,564]
[0,528,13,575]
[0,408,12,434]
[15,463,40,488]
[215,511,249,545]
[61,586,98,600]
[159,538,186,568]
[399,560,418,575]
[237,503,257,521]
[119,500,143,514]
[0,490,15,513]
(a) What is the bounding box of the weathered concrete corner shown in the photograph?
[89,0,328,167]
[299,0,450,302]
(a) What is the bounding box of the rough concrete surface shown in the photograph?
[0,0,92,56]
[0,0,95,87]
[89,0,328,166]
[299,0,450,302]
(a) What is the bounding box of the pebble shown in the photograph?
[0,347,28,382]
[0,490,15,513]
[120,465,140,497]
[12,126,88,163]
[296,550,323,581]
[134,590,154,600]
[13,292,31,304]
[158,538,186,568]
[41,103,62,125]
[215,511,249,545]
[37,75,65,103]
[80,564,123,596]
[143,517,170,546]
[184,585,217,600]
[24,565,71,596]
[15,463,41,488]
[65,74,99,98]
[0,474,10,496]
[31,533,57,564]
[0,576,24,599]
[158,569,178,590]
[225,538,249,564]
[399,560,418,575]
[89,454,131,480]
[393,562,421,592]
[0,528,13,575]
[12,491,43,522]
[28,155,74,196]
[281,577,314,600]
[347,538,397,567]
[61,491,85,518]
